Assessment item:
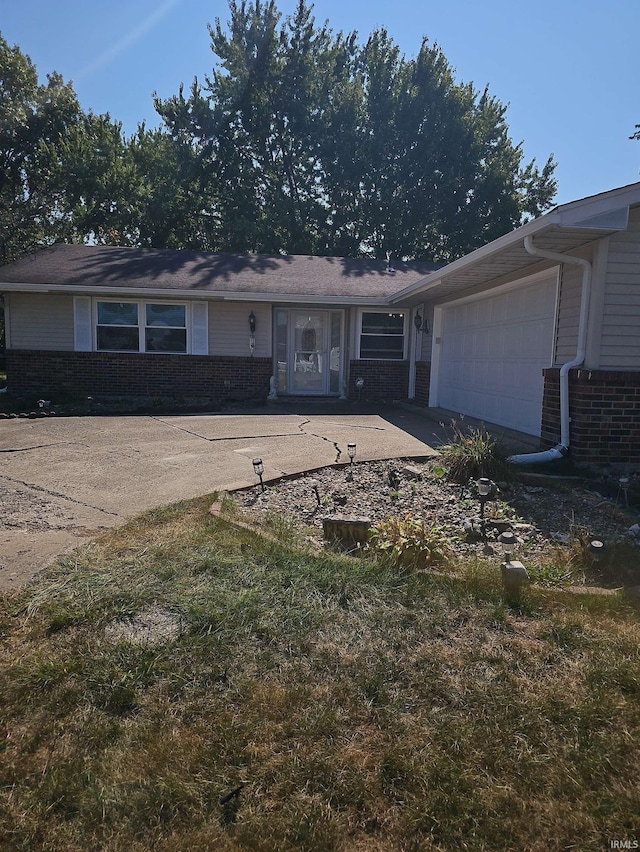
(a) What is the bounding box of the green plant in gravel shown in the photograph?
[369,513,451,569]
[439,420,511,484]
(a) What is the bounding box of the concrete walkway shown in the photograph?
[0,402,535,590]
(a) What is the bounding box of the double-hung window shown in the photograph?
[96,301,187,354]
[359,311,406,360]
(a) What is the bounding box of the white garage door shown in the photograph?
[436,277,557,436]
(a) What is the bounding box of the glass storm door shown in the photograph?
[291,311,327,393]
[274,309,343,395]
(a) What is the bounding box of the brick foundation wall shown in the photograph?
[348,360,409,401]
[413,361,431,406]
[541,367,640,463]
[6,350,272,402]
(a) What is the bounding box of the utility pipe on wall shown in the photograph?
[508,235,593,465]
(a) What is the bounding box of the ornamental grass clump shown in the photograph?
[438,420,511,484]
[368,513,451,570]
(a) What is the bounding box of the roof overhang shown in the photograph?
[0,282,392,307]
[389,181,640,307]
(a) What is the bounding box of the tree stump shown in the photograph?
[322,515,371,549]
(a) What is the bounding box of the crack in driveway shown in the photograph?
[0,442,88,454]
[0,474,121,518]
[298,418,343,463]
[150,416,300,443]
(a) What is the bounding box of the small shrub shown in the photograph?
[369,513,450,570]
[438,420,510,484]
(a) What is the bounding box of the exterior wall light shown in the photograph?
[252,457,265,491]
[249,310,256,355]
[414,312,424,333]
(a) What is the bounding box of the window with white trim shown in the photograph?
[96,301,188,354]
[359,311,406,360]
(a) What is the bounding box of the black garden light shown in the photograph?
[588,539,605,563]
[497,530,518,563]
[309,478,321,507]
[477,477,495,542]
[347,442,356,480]
[252,457,265,491]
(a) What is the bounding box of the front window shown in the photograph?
[96,301,187,353]
[145,304,187,353]
[97,302,139,351]
[359,312,405,360]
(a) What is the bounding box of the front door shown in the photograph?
[274,309,343,395]
[291,311,328,394]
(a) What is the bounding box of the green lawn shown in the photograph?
[1,495,639,851]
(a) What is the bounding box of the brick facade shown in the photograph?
[6,350,272,403]
[348,360,410,401]
[413,360,431,406]
[541,368,640,463]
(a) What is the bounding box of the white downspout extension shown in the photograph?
[508,234,592,465]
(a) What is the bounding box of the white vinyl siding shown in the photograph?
[554,263,582,364]
[208,302,271,357]
[7,293,74,350]
[601,207,640,369]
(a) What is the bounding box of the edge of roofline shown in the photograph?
[0,282,398,306]
[390,181,640,305]
[389,211,562,304]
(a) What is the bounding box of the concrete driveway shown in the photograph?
[0,404,451,590]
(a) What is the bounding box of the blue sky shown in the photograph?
[2,0,639,206]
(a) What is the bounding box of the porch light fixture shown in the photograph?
[249,310,256,356]
[414,312,424,333]
[252,457,265,491]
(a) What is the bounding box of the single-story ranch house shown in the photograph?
[2,181,640,464]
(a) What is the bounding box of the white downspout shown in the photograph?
[508,234,592,465]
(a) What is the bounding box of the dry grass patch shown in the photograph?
[1,495,639,850]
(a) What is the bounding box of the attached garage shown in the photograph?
[431,273,559,436]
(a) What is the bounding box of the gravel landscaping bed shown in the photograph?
[237,458,640,587]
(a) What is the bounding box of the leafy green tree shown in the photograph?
[0,33,82,262]
[155,0,557,260]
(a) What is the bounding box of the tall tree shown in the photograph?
[0,34,82,262]
[155,0,557,260]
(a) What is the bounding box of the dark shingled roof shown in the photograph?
[0,245,439,299]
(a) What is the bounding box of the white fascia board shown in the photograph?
[555,181,640,224]
[0,282,392,307]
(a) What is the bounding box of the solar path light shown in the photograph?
[497,530,529,601]
[252,457,265,492]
